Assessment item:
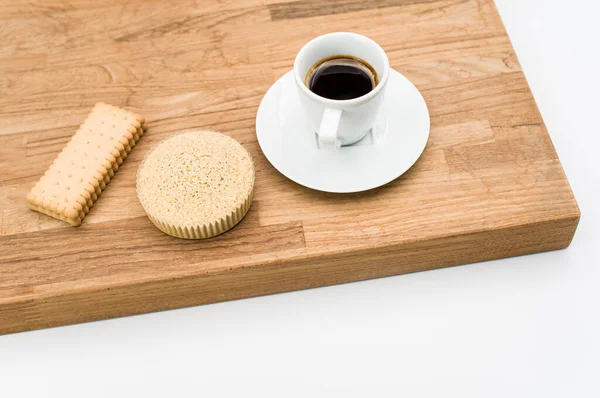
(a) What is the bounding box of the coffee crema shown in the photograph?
[305,55,378,100]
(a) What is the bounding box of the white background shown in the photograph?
[1,0,598,396]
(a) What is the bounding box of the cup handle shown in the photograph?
[318,108,342,149]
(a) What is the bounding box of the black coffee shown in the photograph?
[306,56,377,100]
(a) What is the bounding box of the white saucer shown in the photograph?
[256,69,430,193]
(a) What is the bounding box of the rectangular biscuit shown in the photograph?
[29,112,148,224]
[27,103,146,226]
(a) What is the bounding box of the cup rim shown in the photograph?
[293,32,390,106]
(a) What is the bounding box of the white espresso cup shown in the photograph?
[293,32,390,148]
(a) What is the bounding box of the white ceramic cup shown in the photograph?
[293,32,390,148]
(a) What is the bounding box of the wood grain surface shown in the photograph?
[0,0,580,334]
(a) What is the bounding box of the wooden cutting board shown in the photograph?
[0,0,579,334]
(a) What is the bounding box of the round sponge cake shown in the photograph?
[136,130,255,239]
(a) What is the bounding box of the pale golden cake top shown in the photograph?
[136,130,255,228]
